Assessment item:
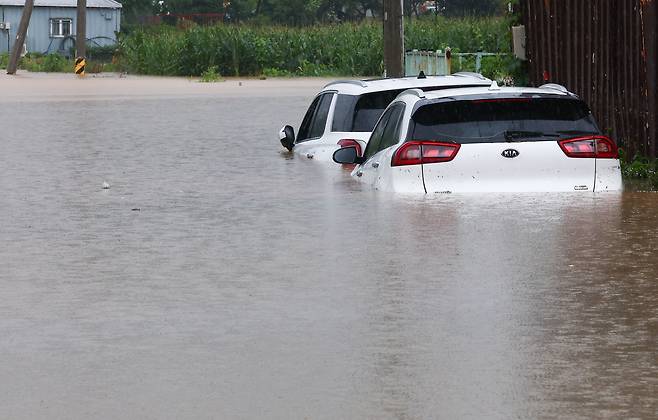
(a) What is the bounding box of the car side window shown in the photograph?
[297,96,320,142]
[377,103,405,153]
[362,107,395,161]
[308,93,334,139]
[298,93,334,143]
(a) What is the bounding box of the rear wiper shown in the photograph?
[555,130,599,136]
[503,130,560,142]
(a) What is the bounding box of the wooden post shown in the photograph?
[76,0,86,60]
[383,0,404,78]
[6,0,34,75]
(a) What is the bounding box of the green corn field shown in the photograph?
[117,16,522,80]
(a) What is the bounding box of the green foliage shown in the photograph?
[154,0,505,27]
[406,14,524,82]
[227,0,259,22]
[17,53,72,72]
[162,0,222,14]
[258,0,321,26]
[42,53,70,72]
[200,65,223,82]
[117,26,186,75]
[120,0,158,25]
[618,150,658,189]
[262,67,293,77]
[406,15,510,51]
[0,52,117,73]
[118,16,521,78]
[118,22,383,77]
[87,44,117,62]
[87,61,121,73]
[138,0,507,28]
[620,152,657,178]
[437,0,506,17]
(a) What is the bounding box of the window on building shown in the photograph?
[49,18,72,38]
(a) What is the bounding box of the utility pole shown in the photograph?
[383,0,404,77]
[6,0,34,75]
[76,0,86,59]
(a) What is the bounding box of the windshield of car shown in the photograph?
[410,97,600,144]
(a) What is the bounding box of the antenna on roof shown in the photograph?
[418,71,427,79]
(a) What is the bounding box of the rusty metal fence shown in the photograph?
[521,0,657,158]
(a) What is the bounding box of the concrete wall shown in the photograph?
[0,5,120,54]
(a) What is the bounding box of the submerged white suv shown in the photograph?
[332,82,623,193]
[279,73,493,161]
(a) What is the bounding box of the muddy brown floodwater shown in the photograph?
[1,73,657,420]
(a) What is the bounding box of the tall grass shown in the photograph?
[118,16,519,79]
[0,49,117,73]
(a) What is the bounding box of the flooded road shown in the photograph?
[1,74,657,419]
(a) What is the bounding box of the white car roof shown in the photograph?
[404,84,575,102]
[321,73,493,95]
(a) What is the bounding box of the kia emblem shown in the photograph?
[502,149,520,158]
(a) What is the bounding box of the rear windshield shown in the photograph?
[332,85,492,133]
[410,97,600,144]
[332,91,402,132]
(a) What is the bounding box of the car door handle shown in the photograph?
[372,162,380,168]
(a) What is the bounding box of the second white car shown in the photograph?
[278,73,493,161]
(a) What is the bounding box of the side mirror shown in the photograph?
[333,146,358,164]
[279,125,295,151]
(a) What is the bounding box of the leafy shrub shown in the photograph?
[262,67,293,77]
[617,150,658,190]
[41,53,70,72]
[87,44,117,62]
[200,65,222,82]
[620,153,657,179]
[6,53,72,72]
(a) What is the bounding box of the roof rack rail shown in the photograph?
[323,80,368,89]
[397,88,425,99]
[452,72,488,80]
[539,83,570,94]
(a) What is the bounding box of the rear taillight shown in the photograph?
[558,136,618,159]
[391,141,461,167]
[337,139,362,157]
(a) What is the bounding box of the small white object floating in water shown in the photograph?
[102,181,111,189]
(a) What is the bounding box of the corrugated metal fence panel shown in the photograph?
[404,50,450,76]
[521,0,657,158]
